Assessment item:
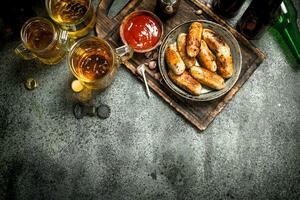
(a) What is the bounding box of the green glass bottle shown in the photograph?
[272,0,300,64]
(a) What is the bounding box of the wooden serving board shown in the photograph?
[95,0,265,131]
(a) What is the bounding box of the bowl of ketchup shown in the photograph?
[120,10,164,53]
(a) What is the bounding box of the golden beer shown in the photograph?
[68,36,133,91]
[15,17,66,65]
[68,37,116,90]
[75,47,113,81]
[46,0,96,39]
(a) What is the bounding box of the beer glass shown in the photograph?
[15,17,68,65]
[45,0,96,39]
[68,36,133,93]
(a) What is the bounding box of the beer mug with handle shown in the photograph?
[68,36,133,97]
[15,17,68,65]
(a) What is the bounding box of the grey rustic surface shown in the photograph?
[0,0,299,199]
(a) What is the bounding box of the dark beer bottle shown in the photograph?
[212,0,247,18]
[237,0,283,40]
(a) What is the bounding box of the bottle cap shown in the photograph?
[24,78,38,90]
[97,104,111,119]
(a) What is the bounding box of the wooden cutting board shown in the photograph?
[95,0,265,131]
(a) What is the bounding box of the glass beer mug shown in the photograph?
[15,17,67,65]
[68,36,133,94]
[45,0,96,39]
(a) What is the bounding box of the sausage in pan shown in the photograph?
[177,33,196,69]
[166,43,186,75]
[190,66,225,90]
[198,40,217,72]
[168,71,202,96]
[186,22,203,58]
[202,29,233,78]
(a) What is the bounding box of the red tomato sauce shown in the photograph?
[123,14,161,51]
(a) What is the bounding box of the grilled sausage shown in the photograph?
[198,40,217,72]
[177,33,196,69]
[202,29,233,78]
[216,52,233,79]
[186,22,203,58]
[168,71,202,96]
[166,43,186,75]
[190,66,225,90]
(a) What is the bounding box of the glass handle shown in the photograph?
[59,30,70,50]
[115,44,134,63]
[15,43,35,60]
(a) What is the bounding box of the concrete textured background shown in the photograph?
[0,0,299,199]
